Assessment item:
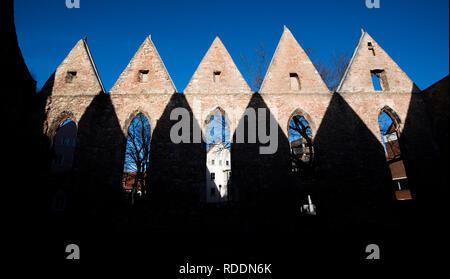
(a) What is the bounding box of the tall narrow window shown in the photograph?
[66,71,77,83]
[288,114,313,175]
[123,113,151,204]
[378,109,411,200]
[371,70,389,91]
[368,42,375,56]
[52,119,77,172]
[290,73,300,91]
[371,72,382,91]
[213,71,221,83]
[139,70,149,83]
[206,108,231,203]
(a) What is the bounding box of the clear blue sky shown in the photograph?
[14,0,449,92]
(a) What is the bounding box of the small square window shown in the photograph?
[210,187,216,196]
[66,71,77,83]
[289,73,300,90]
[210,172,215,180]
[213,71,221,83]
[368,42,375,55]
[139,70,149,83]
[226,161,229,166]
[211,160,215,165]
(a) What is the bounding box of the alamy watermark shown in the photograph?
[66,0,80,9]
[169,98,279,155]
[365,244,380,259]
[65,244,80,259]
[365,0,380,9]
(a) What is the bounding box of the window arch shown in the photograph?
[378,107,411,200]
[123,110,153,137]
[48,111,77,145]
[122,112,151,204]
[51,118,77,173]
[288,110,314,175]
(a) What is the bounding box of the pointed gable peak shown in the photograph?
[184,36,251,94]
[337,30,419,93]
[283,25,291,33]
[260,26,329,94]
[211,35,224,48]
[42,38,105,96]
[110,35,176,94]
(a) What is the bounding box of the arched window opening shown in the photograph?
[123,113,151,204]
[378,110,411,200]
[288,115,314,175]
[205,109,231,204]
[52,119,77,173]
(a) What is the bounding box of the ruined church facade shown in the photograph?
[39,26,440,232]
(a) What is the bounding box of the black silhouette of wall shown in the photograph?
[421,75,449,201]
[231,93,293,232]
[74,93,125,214]
[401,79,448,236]
[145,93,206,230]
[313,93,394,232]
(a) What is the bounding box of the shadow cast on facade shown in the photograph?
[313,92,394,233]
[399,86,445,236]
[231,93,293,232]
[143,92,206,231]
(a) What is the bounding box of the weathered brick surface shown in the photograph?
[184,36,251,94]
[260,26,329,94]
[41,39,103,96]
[338,31,420,93]
[110,36,176,95]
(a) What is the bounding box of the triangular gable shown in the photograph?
[184,36,251,94]
[260,26,329,94]
[337,30,419,93]
[42,38,104,96]
[110,35,176,94]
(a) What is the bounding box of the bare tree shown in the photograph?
[124,113,151,204]
[240,44,349,92]
[240,44,270,91]
[289,115,314,175]
[323,51,351,91]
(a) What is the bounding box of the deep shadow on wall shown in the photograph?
[313,92,394,232]
[401,79,448,235]
[144,93,206,231]
[231,93,293,232]
[71,93,126,224]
